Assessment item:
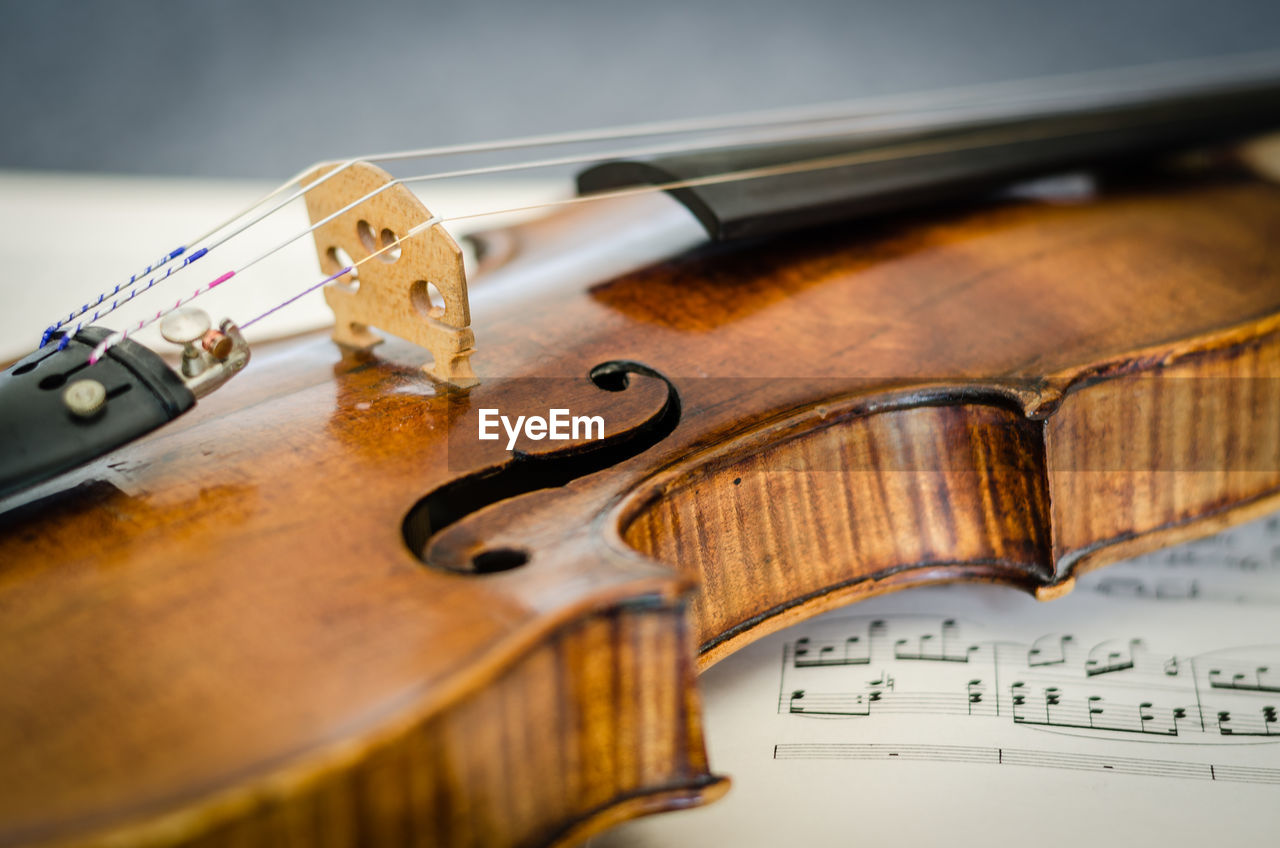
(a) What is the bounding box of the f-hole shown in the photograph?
[403,361,680,573]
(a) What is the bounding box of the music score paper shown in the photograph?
[594,513,1280,847]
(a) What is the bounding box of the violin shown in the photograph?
[1,54,1279,847]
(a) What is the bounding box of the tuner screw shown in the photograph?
[202,329,233,360]
[161,308,213,377]
[64,379,107,418]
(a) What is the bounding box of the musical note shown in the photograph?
[1028,633,1074,666]
[1010,686,1180,735]
[777,615,1280,743]
[794,636,869,667]
[1084,639,1143,676]
[867,671,894,690]
[893,619,979,662]
[1138,701,1156,732]
[1212,705,1280,737]
[966,679,985,715]
[636,514,1280,848]
[1208,664,1278,692]
[787,688,876,717]
[792,620,885,667]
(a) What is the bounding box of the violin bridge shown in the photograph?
[301,161,477,388]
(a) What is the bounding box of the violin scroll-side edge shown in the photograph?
[607,309,1280,669]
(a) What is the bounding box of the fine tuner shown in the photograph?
[158,309,251,395]
[56,308,248,419]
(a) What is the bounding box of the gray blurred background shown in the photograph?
[2,0,1279,179]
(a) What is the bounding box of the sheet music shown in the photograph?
[593,513,1280,847]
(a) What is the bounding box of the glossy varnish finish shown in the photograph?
[0,168,1278,846]
[620,318,1280,664]
[621,401,1055,662]
[179,604,720,848]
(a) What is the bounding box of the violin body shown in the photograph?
[1,165,1278,847]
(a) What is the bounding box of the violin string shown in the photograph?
[52,47,1280,348]
[42,244,186,347]
[79,122,939,359]
[88,88,1278,363]
[47,245,220,350]
[239,243,416,330]
[50,92,973,344]
[225,105,1209,343]
[72,98,1072,356]
[76,61,1280,362]
[46,80,1078,345]
[41,161,336,346]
